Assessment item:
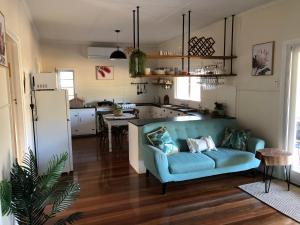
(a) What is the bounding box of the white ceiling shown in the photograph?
[25,0,275,45]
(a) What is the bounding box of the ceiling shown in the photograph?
[25,0,275,45]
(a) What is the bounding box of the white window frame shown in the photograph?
[174,77,201,102]
[57,68,76,100]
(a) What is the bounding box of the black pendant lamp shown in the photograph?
[110,30,127,60]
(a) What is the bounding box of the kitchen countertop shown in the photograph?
[70,103,235,120]
[70,106,96,109]
[135,102,198,113]
[128,115,211,127]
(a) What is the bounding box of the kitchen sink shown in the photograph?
[162,105,180,109]
[178,108,195,112]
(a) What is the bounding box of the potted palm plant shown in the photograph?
[0,150,82,225]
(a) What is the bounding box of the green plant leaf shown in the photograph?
[51,183,80,214]
[54,212,83,225]
[23,150,39,185]
[0,180,12,215]
[38,153,68,190]
[3,151,81,225]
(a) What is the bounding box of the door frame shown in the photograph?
[6,30,27,162]
[279,39,300,184]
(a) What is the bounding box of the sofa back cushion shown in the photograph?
[143,119,238,151]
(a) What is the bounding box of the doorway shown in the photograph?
[6,34,26,162]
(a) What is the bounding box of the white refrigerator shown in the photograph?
[34,90,73,174]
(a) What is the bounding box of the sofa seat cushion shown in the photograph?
[167,152,216,174]
[203,148,256,168]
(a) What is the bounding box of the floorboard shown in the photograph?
[57,136,298,225]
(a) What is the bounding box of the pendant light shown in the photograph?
[110,30,127,60]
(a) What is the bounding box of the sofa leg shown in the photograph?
[162,183,167,195]
[250,169,257,178]
[146,169,150,177]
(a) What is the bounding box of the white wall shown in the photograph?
[157,0,300,147]
[0,0,40,223]
[41,41,159,104]
[233,0,300,146]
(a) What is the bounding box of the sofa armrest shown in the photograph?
[248,137,265,154]
[143,145,170,183]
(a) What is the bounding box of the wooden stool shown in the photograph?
[255,148,293,193]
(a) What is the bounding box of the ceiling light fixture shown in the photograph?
[110,30,127,60]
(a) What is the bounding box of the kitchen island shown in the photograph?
[128,115,210,174]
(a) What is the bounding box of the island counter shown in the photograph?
[128,116,209,174]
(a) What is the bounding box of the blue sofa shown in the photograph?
[142,119,265,193]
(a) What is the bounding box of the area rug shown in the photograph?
[239,180,300,223]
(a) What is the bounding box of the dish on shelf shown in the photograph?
[153,69,165,75]
[165,70,175,75]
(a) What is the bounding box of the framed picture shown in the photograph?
[252,41,274,76]
[0,11,7,67]
[96,66,114,80]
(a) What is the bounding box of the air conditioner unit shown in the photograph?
[87,47,124,59]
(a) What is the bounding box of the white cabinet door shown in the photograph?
[70,108,96,136]
[151,106,162,118]
[78,109,96,135]
[136,106,154,119]
[70,109,80,135]
[168,109,175,118]
[162,108,169,118]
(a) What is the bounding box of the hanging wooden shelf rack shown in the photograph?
[138,74,237,78]
[146,54,237,60]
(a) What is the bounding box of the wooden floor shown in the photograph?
[60,136,297,225]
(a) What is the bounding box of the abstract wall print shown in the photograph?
[96,66,114,80]
[252,41,274,76]
[0,11,6,67]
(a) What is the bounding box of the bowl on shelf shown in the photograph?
[153,69,165,75]
[165,70,175,75]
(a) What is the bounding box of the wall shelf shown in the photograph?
[146,54,237,60]
[139,74,237,79]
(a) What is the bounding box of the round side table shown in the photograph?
[255,148,293,193]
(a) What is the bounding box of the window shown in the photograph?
[175,77,201,101]
[58,69,75,100]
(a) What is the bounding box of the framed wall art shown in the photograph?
[0,11,7,67]
[252,41,274,76]
[96,65,114,80]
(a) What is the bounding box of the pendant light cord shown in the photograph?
[115,29,120,49]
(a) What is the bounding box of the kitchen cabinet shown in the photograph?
[135,105,187,120]
[70,108,96,136]
[136,106,153,119]
[152,106,163,118]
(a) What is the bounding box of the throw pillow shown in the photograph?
[146,127,179,155]
[186,136,217,153]
[221,128,250,150]
[205,136,217,151]
[186,137,207,153]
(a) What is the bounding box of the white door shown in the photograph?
[6,35,26,162]
[35,90,72,173]
[284,44,300,184]
[0,66,14,224]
